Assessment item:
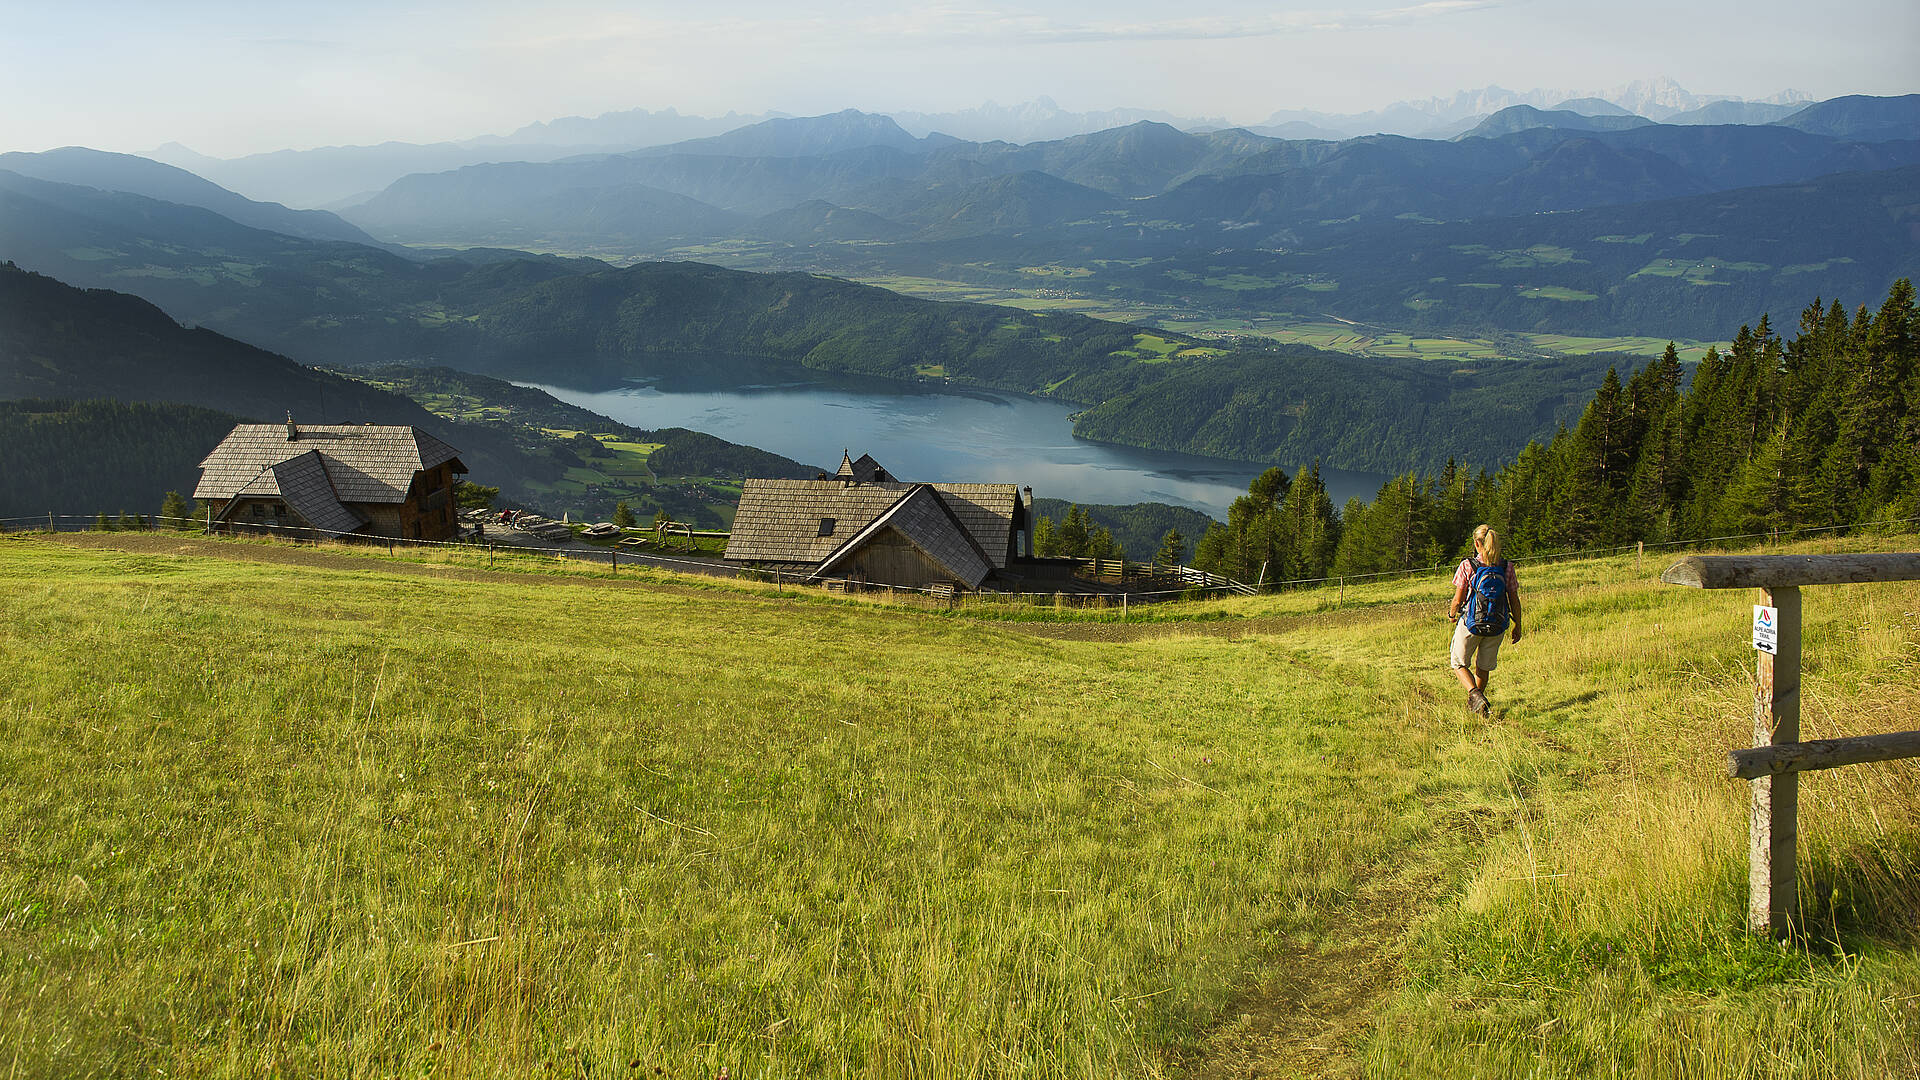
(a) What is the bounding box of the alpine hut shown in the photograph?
[194,419,466,541]
[724,451,1031,591]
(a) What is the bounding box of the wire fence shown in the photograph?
[5,510,1916,613]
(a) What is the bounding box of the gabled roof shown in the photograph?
[272,451,369,536]
[927,483,1021,567]
[725,479,916,565]
[811,484,993,588]
[725,477,1024,570]
[195,424,464,504]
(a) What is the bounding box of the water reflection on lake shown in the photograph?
[524,376,1388,521]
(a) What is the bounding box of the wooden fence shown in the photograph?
[1074,558,1257,596]
[1661,552,1920,936]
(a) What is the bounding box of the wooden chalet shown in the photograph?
[194,420,466,541]
[724,451,1031,591]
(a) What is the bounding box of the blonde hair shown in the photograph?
[1473,524,1503,563]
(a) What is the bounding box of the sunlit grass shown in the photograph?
[0,532,1913,1077]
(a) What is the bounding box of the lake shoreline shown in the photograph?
[519,370,1390,519]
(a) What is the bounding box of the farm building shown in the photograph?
[194,420,466,541]
[724,451,1031,590]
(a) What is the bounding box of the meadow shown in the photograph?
[0,531,1913,1077]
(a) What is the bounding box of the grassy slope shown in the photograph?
[0,533,1913,1078]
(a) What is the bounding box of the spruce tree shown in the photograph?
[1277,461,1339,579]
[1031,516,1057,557]
[1193,521,1231,574]
[159,490,191,530]
[1154,529,1187,566]
[1058,506,1091,558]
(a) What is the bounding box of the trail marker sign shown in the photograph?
[1752,605,1778,654]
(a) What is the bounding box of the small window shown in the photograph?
[817,517,836,537]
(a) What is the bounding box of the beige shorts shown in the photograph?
[1451,617,1504,671]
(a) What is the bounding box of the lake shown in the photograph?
[525,375,1389,521]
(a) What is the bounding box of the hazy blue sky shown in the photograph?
[4,0,1914,156]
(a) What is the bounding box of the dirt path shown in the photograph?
[1176,868,1438,1079]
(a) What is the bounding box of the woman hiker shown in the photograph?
[1447,524,1521,716]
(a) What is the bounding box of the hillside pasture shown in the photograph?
[0,533,1913,1078]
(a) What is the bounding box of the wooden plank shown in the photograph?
[1662,552,1920,590]
[1729,730,1920,779]
[1749,585,1800,937]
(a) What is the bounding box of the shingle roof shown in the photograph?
[725,477,1023,570]
[811,484,993,588]
[928,483,1021,568]
[272,451,368,536]
[194,424,464,504]
[725,479,916,564]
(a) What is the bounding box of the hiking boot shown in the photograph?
[1468,688,1489,716]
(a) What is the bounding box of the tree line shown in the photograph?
[1181,280,1918,583]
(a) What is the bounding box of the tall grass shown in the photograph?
[0,534,1913,1077]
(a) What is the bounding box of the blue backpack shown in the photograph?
[1464,560,1511,637]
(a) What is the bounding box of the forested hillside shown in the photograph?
[1190,281,1920,582]
[0,400,241,519]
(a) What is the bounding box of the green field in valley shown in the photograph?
[1,532,1914,1077]
[852,275,1723,366]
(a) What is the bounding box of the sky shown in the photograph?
[3,0,1915,157]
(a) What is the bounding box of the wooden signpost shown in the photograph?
[1662,552,1920,936]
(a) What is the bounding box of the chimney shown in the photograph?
[286,412,297,441]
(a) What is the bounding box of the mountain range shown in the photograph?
[0,164,1627,475]
[135,80,1832,210]
[285,95,1920,343]
[3,89,1914,487]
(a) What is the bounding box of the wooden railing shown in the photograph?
[1662,552,1920,936]
[1073,558,1256,595]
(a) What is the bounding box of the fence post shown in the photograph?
[1751,584,1802,936]
[1637,540,1644,571]
[48,511,54,532]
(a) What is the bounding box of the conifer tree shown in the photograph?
[1277,461,1339,579]
[1154,529,1187,566]
[1031,516,1056,557]
[159,490,192,530]
[1058,506,1091,557]
[1193,521,1231,573]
